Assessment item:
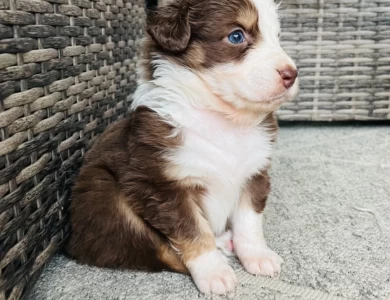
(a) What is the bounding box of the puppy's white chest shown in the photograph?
[172,111,273,233]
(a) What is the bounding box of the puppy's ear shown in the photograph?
[147,2,191,53]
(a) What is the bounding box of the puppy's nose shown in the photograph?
[278,67,297,89]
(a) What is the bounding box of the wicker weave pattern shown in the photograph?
[278,0,390,121]
[0,0,145,298]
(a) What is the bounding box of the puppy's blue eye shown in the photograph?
[228,30,245,44]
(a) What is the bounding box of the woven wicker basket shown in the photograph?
[277,0,390,121]
[0,0,146,299]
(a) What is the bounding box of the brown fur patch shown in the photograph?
[170,196,216,263]
[66,107,220,273]
[147,1,191,53]
[245,171,271,213]
[158,244,189,274]
[140,0,260,81]
[237,5,259,33]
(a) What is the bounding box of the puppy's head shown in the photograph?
[145,0,298,114]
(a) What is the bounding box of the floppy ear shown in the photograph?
[147,2,191,53]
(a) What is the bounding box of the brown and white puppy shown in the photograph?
[66,0,299,295]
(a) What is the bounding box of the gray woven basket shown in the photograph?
[0,0,146,299]
[277,0,390,121]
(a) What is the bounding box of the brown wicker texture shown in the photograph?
[0,0,146,299]
[278,0,390,121]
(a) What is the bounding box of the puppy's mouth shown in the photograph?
[249,89,294,104]
[265,91,289,102]
[240,80,299,105]
[266,83,300,103]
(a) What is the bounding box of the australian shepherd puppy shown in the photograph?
[67,0,299,295]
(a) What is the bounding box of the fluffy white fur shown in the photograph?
[166,106,274,233]
[187,250,237,294]
[233,202,284,276]
[131,0,297,295]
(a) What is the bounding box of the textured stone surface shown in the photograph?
[0,10,35,25]
[0,63,40,82]
[0,53,16,69]
[29,126,390,300]
[0,37,37,53]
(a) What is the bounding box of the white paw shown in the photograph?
[238,246,284,277]
[216,230,235,257]
[187,250,237,294]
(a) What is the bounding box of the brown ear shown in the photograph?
[147,2,191,53]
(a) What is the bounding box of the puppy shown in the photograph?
[66,0,299,295]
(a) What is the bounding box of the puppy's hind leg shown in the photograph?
[142,189,237,295]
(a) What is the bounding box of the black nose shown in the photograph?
[278,67,298,89]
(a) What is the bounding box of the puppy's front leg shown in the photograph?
[232,172,284,277]
[145,191,236,294]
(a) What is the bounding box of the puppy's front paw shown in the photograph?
[188,250,237,294]
[238,246,283,277]
[195,263,237,295]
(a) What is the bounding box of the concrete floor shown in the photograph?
[30,126,390,300]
